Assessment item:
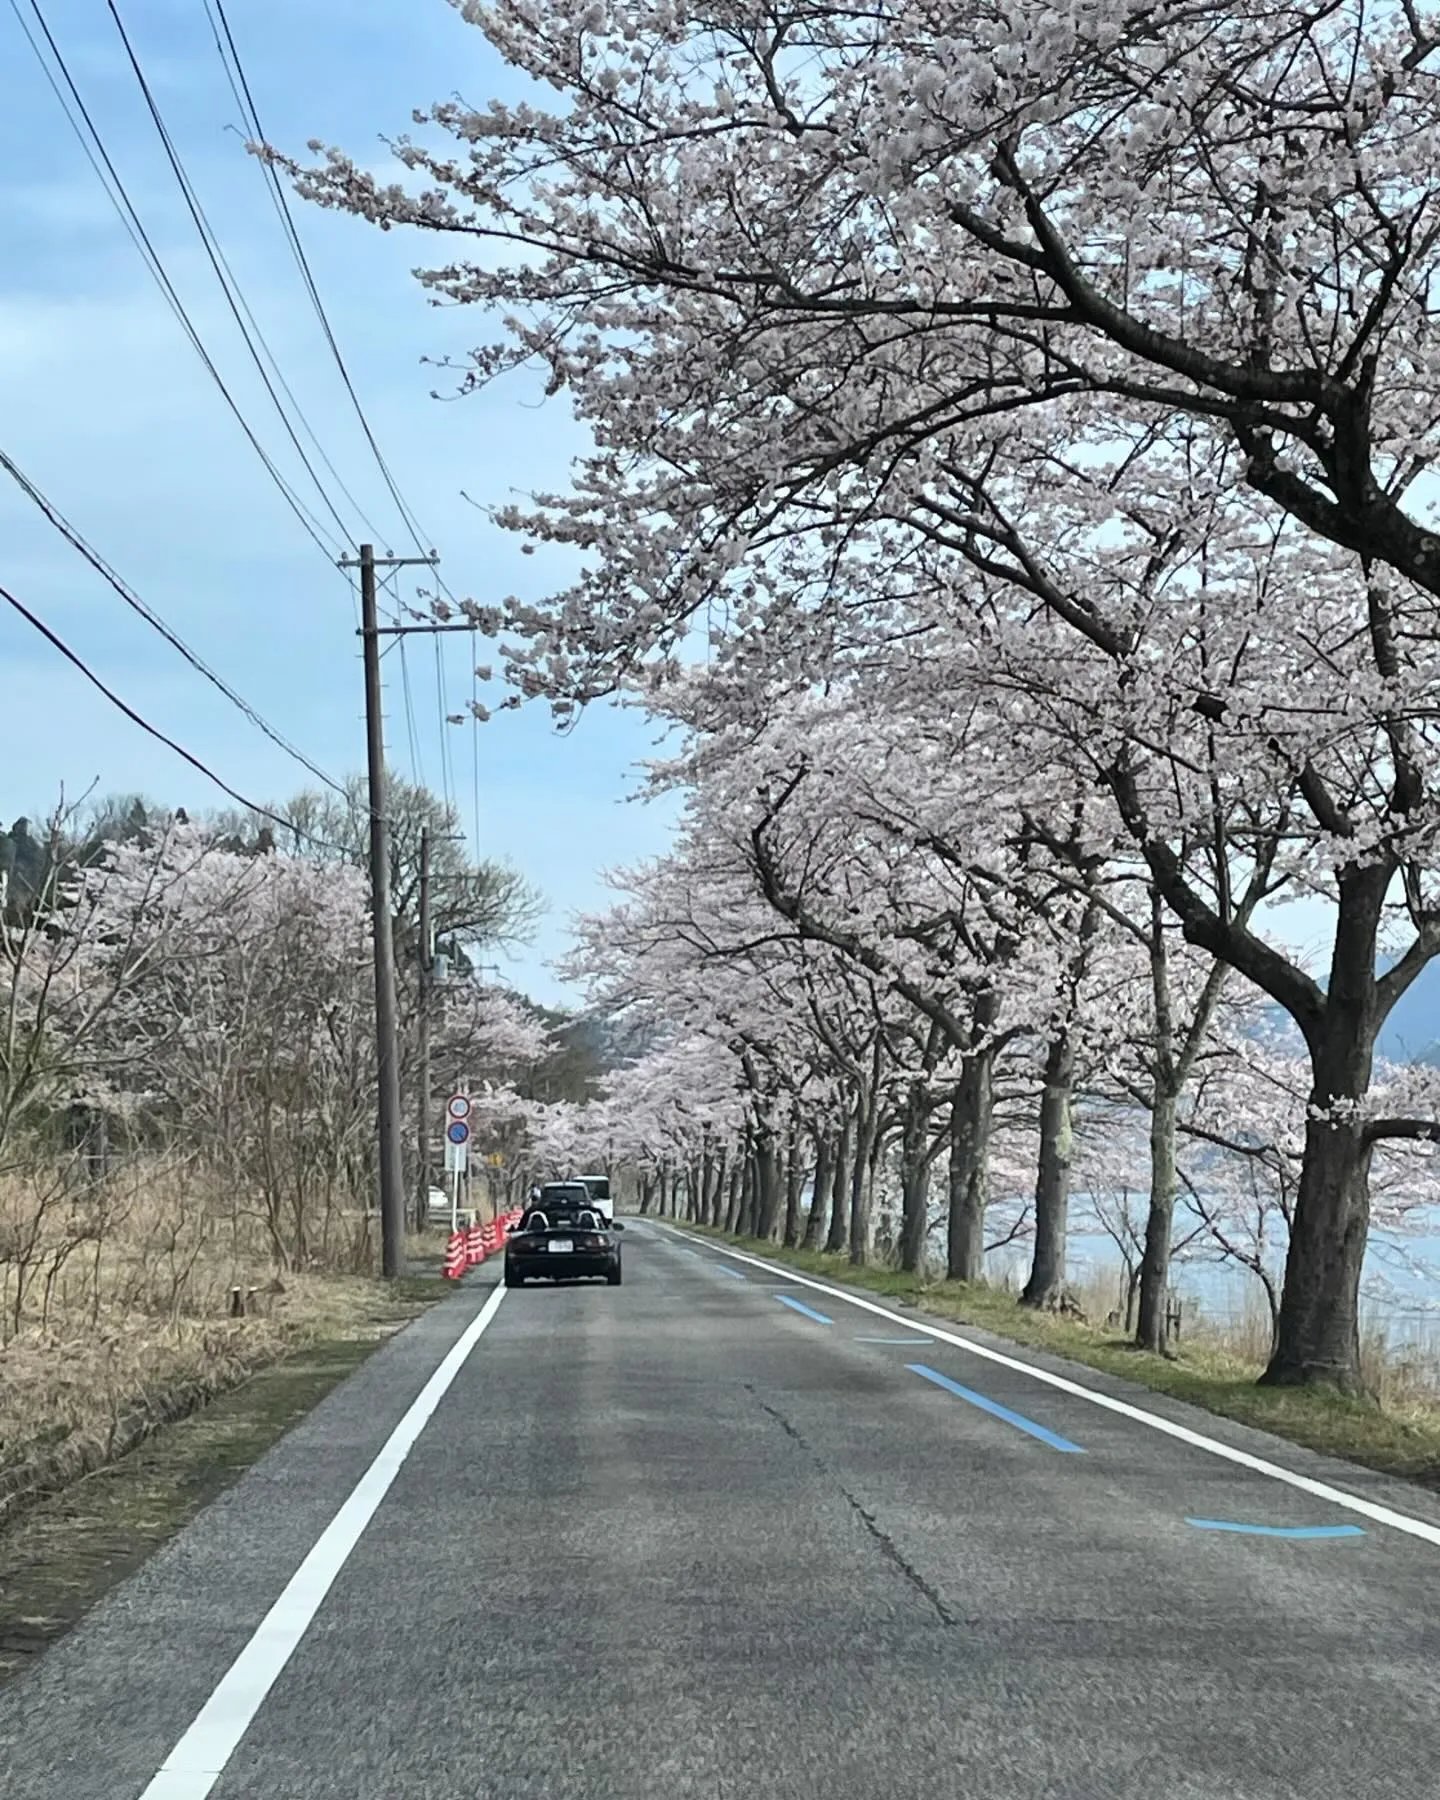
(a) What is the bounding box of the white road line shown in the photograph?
[661,1227,1440,1550]
[140,1282,508,1799]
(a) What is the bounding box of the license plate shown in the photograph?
[548,1238,573,1254]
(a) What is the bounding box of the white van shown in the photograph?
[576,1173,614,1223]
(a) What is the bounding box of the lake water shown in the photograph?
[910,1204,1440,1354]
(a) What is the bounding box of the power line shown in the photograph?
[0,445,347,796]
[206,0,492,838]
[0,578,346,848]
[397,629,426,789]
[15,3,487,862]
[205,0,492,864]
[104,0,362,550]
[434,630,457,815]
[206,0,488,669]
[204,0,437,561]
[372,561,424,788]
[470,633,482,859]
[11,0,348,566]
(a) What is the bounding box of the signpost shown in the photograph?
[444,1096,471,1231]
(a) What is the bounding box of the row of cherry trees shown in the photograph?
[551,690,1439,1358]
[290,0,1440,1387]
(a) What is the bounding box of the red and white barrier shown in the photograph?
[443,1231,467,1280]
[480,1220,500,1257]
[465,1223,485,1268]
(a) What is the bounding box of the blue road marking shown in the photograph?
[1186,1519,1367,1539]
[713,1266,747,1281]
[776,1294,833,1325]
[855,1336,934,1345]
[907,1364,1085,1453]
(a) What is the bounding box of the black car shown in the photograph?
[504,1197,623,1287]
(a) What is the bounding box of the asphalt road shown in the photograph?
[5,1222,1440,1798]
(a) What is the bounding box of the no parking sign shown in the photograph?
[444,1095,470,1172]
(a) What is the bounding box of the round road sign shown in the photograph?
[446,1120,471,1146]
[446,1094,471,1121]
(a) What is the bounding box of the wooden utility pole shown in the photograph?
[416,824,432,1235]
[340,542,439,1279]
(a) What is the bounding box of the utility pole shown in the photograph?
[416,824,432,1236]
[416,828,467,1234]
[340,542,439,1279]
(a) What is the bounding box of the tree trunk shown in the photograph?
[1124,1261,1141,1334]
[1136,1087,1178,1352]
[947,1051,993,1282]
[754,1128,782,1240]
[824,1116,850,1254]
[803,1132,834,1249]
[1021,1032,1076,1309]
[724,1156,744,1233]
[849,1097,878,1265]
[898,1081,930,1274]
[1260,1112,1372,1389]
[706,1147,728,1226]
[738,1151,760,1238]
[781,1121,805,1248]
[1260,862,1388,1392]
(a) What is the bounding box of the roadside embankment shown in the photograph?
[0,1171,454,1685]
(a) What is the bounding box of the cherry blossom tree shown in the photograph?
[229,775,540,956]
[88,823,381,1265]
[665,688,1168,1303]
[283,2,1440,620]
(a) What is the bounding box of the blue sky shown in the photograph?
[0,0,679,1006]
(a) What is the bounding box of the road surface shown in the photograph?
[3,1221,1439,1798]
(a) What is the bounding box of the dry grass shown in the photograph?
[0,1293,443,1686]
[0,1160,430,1486]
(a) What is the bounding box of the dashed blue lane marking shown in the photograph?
[713,1265,747,1281]
[908,1364,1085,1453]
[776,1294,833,1325]
[855,1336,933,1345]
[1186,1519,1367,1539]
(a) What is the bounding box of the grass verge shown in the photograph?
[0,1268,447,1687]
[678,1224,1440,1495]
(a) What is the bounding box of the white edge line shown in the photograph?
[139,1281,508,1799]
[658,1225,1440,1550]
